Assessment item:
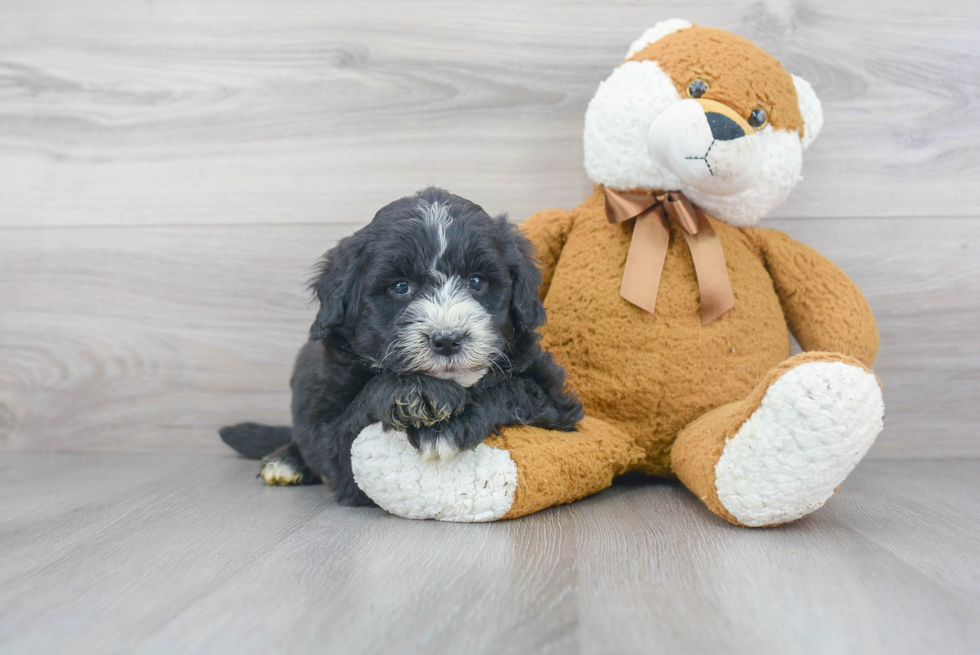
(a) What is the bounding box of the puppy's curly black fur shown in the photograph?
[221,188,583,506]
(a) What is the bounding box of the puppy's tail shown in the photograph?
[219,423,293,459]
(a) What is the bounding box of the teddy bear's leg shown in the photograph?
[349,417,644,522]
[671,352,884,527]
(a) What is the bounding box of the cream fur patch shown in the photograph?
[583,60,804,227]
[792,75,823,150]
[714,362,884,527]
[625,19,693,58]
[647,98,762,196]
[350,423,517,522]
[684,128,803,227]
[584,60,684,192]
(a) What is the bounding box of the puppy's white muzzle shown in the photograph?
[395,276,498,387]
[647,98,761,196]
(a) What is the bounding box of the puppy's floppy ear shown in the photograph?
[309,234,364,341]
[496,215,546,334]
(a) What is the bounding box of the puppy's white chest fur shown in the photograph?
[433,366,487,388]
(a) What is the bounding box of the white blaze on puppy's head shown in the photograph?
[419,199,452,281]
[584,19,823,227]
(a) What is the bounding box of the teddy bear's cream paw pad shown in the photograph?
[714,361,883,527]
[350,423,517,522]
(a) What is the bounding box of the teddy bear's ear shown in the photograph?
[625,18,693,58]
[792,74,824,150]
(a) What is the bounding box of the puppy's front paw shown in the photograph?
[386,377,466,429]
[407,415,485,462]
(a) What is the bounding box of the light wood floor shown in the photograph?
[2,2,978,653]
[0,454,977,654]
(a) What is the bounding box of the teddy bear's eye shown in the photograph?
[748,108,768,129]
[687,79,708,99]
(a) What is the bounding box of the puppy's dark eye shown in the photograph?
[467,275,487,292]
[748,108,768,129]
[389,280,412,297]
[687,78,708,99]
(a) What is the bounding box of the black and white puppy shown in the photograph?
[220,188,583,506]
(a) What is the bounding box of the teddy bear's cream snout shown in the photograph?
[647,98,762,196]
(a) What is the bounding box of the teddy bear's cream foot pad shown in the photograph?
[350,423,517,522]
[714,361,884,527]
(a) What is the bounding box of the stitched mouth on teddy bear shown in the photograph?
[647,98,762,196]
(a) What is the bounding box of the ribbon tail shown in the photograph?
[683,210,736,326]
[619,207,670,315]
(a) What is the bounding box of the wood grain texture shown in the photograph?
[0,454,977,654]
[0,224,344,452]
[1,0,978,227]
[1,3,976,651]
[0,1,978,457]
[1,217,977,457]
[768,217,980,458]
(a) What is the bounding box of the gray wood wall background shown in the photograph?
[1,0,977,457]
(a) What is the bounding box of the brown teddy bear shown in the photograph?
[349,19,884,527]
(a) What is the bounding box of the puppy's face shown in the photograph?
[310,188,544,386]
[358,200,513,386]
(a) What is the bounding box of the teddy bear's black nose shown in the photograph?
[706,112,746,141]
[431,331,463,356]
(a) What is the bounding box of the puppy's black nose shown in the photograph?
[431,331,463,356]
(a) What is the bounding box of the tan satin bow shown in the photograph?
[604,187,735,326]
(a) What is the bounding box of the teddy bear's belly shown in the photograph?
[538,216,790,476]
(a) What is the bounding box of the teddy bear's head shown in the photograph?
[584,19,823,227]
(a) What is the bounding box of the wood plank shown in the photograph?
[1,0,978,227]
[0,453,977,653]
[0,452,577,654]
[574,459,980,654]
[1,217,977,457]
[0,224,346,452]
[770,217,980,457]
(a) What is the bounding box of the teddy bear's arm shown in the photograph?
[519,208,577,300]
[744,227,879,366]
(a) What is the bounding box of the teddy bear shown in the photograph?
[348,19,885,527]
